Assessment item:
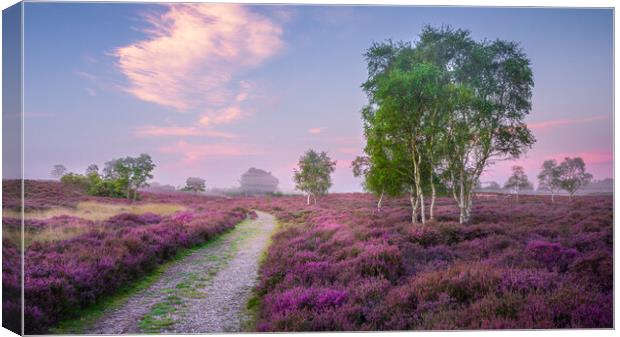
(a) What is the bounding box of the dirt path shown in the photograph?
[86,211,275,334]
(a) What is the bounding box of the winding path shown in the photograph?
[86,211,275,334]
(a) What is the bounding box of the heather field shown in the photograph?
[238,193,613,331]
[2,181,253,334]
[1,181,614,333]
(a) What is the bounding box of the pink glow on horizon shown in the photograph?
[527,114,608,130]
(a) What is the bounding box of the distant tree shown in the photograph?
[85,164,99,176]
[537,159,562,203]
[486,181,501,190]
[51,164,67,179]
[183,177,206,193]
[557,157,593,200]
[103,154,156,200]
[504,166,533,202]
[294,150,336,205]
[130,154,156,200]
[240,168,279,196]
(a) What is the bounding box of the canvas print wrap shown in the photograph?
[1,2,614,335]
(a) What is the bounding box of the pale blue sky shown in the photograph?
[20,4,613,192]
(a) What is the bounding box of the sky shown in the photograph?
[17,3,613,192]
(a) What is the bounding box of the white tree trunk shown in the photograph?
[410,191,419,224]
[419,190,426,225]
[430,177,436,221]
[458,175,465,224]
[306,194,310,205]
[377,191,384,211]
[551,193,555,203]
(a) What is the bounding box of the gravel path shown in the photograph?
[86,211,275,334]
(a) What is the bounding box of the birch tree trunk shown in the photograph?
[429,175,436,221]
[419,191,426,225]
[306,194,310,205]
[410,188,419,224]
[458,171,466,224]
[377,191,384,211]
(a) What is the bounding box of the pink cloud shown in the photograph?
[113,3,283,122]
[199,105,244,126]
[134,125,238,139]
[308,127,327,134]
[159,140,261,163]
[528,115,608,130]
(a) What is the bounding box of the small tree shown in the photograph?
[558,157,592,200]
[537,159,562,203]
[51,164,67,179]
[293,150,336,205]
[504,166,532,202]
[85,164,99,176]
[131,154,156,200]
[103,154,156,200]
[183,177,206,193]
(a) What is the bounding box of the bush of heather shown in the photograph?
[19,204,248,333]
[3,180,85,211]
[241,193,612,330]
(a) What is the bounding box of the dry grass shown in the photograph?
[4,201,187,221]
[3,201,187,246]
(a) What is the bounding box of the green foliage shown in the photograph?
[60,173,92,191]
[293,150,336,203]
[58,154,155,200]
[557,157,593,197]
[360,25,536,223]
[182,177,206,193]
[103,154,156,200]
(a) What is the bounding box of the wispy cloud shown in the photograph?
[134,125,239,139]
[308,127,327,134]
[528,115,608,130]
[159,140,261,163]
[114,3,283,126]
[85,88,97,96]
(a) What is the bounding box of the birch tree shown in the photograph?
[537,159,562,203]
[558,157,592,200]
[504,165,532,202]
[293,150,336,205]
[418,26,536,223]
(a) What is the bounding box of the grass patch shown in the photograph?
[242,212,281,332]
[6,201,186,221]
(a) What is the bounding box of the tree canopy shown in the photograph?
[360,25,535,224]
[294,150,336,205]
